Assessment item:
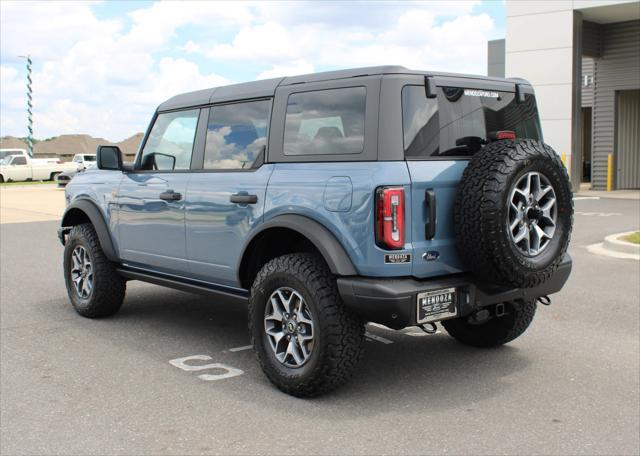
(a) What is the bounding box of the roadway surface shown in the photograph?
[1,194,639,455]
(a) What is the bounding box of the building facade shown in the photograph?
[488,0,640,190]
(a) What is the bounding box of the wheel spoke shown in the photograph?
[536,185,553,202]
[276,289,293,315]
[266,296,284,322]
[513,226,529,244]
[286,339,304,365]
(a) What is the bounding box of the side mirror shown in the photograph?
[97,145,123,171]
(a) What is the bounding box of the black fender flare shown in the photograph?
[238,214,358,282]
[60,199,118,262]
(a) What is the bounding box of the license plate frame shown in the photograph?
[416,287,457,324]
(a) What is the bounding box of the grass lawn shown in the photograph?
[0,180,55,186]
[621,231,640,245]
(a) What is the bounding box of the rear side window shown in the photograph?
[204,99,271,170]
[284,87,366,156]
[402,85,542,158]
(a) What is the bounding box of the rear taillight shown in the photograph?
[375,186,405,250]
[494,130,516,140]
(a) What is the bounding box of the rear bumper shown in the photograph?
[337,254,572,329]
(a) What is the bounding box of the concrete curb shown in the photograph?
[604,231,640,255]
[587,231,640,261]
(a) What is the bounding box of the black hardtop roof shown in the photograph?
[157,65,529,112]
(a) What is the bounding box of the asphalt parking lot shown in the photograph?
[1,191,639,455]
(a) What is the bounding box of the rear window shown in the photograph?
[402,85,542,158]
[284,87,366,156]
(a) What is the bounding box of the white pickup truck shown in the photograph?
[0,154,77,183]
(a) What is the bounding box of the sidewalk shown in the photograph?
[575,189,640,200]
[0,184,66,223]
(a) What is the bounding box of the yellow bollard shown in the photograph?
[607,153,613,191]
[561,152,567,168]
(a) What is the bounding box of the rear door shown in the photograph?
[117,108,204,275]
[401,80,543,279]
[185,99,274,287]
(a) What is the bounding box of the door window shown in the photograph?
[12,156,27,165]
[203,100,271,170]
[139,109,200,171]
[283,87,366,156]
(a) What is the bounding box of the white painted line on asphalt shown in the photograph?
[197,365,244,382]
[368,322,389,330]
[402,328,441,337]
[576,211,623,217]
[365,332,393,344]
[169,355,244,381]
[573,197,600,200]
[228,345,253,352]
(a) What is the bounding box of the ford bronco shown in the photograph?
[59,66,573,397]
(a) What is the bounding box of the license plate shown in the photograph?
[416,288,457,324]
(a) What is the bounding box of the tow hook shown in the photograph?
[419,322,438,334]
[537,295,552,306]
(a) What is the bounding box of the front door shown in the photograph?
[185,99,273,287]
[117,108,202,274]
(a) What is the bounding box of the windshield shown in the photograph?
[0,156,14,165]
[402,85,542,158]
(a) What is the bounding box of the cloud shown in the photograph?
[0,1,499,140]
[0,1,229,140]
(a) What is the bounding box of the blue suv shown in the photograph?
[59,66,573,397]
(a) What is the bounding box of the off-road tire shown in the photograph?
[442,300,536,347]
[63,223,126,318]
[248,253,365,397]
[455,139,573,288]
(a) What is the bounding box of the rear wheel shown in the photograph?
[442,300,536,348]
[63,223,126,318]
[248,253,365,397]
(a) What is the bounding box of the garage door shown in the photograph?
[617,89,640,189]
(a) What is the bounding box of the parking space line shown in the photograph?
[365,332,393,344]
[228,345,253,352]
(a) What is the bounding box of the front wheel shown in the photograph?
[248,253,365,397]
[63,223,126,318]
[442,300,536,348]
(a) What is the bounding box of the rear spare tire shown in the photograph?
[455,139,573,288]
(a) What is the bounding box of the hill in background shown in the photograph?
[0,133,144,161]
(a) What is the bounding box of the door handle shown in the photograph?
[230,193,258,204]
[425,188,436,240]
[159,190,182,201]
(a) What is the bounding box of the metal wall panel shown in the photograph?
[591,20,640,189]
[582,58,594,107]
[616,90,640,189]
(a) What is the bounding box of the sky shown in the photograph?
[0,0,505,141]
